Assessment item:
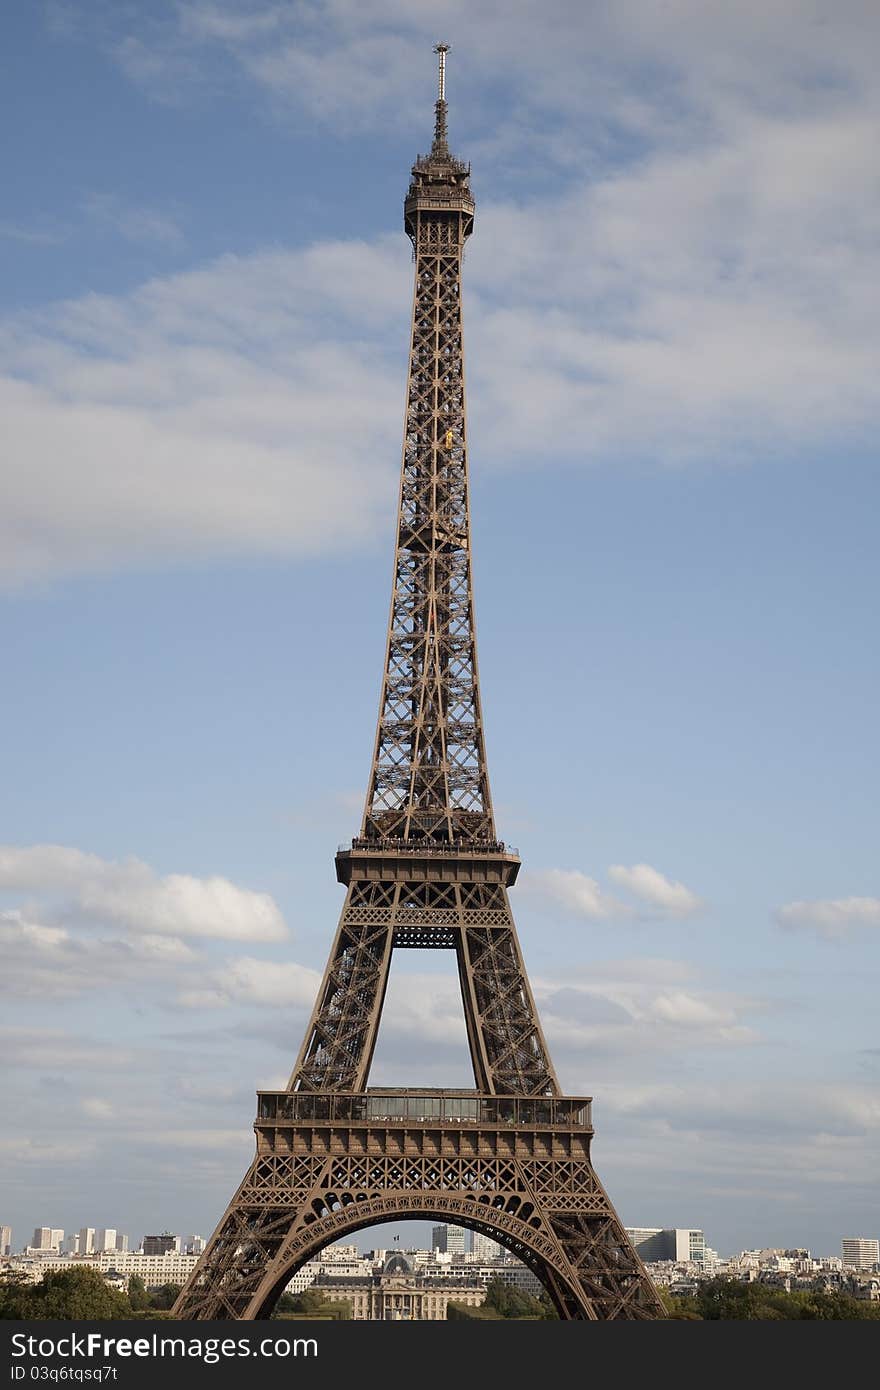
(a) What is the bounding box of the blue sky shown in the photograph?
[2,1,878,1263]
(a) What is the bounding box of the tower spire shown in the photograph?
[432,42,450,155]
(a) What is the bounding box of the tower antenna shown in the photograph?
[434,41,448,101]
[432,42,450,153]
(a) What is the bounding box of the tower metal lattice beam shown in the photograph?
[173,46,664,1322]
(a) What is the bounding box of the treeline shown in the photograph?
[447,1277,557,1320]
[273,1288,352,1319]
[6,1265,877,1321]
[662,1277,880,1320]
[0,1268,182,1320]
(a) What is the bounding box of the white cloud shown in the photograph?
[608,863,703,917]
[0,242,405,586]
[81,1097,114,1120]
[524,863,702,921]
[138,1128,251,1150]
[535,961,761,1055]
[648,991,735,1028]
[83,193,185,248]
[381,972,472,1047]
[598,1078,880,1140]
[0,1026,136,1071]
[0,843,287,941]
[3,6,877,587]
[776,896,880,940]
[0,911,201,999]
[521,868,627,920]
[0,221,64,246]
[178,955,321,1009]
[79,870,285,942]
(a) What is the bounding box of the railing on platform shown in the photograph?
[257,1090,591,1128]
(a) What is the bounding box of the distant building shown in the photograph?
[143,1234,180,1255]
[472,1232,503,1261]
[6,1252,199,1288]
[842,1238,879,1270]
[185,1235,207,1256]
[318,1243,360,1263]
[431,1224,468,1255]
[315,1252,484,1321]
[284,1245,370,1296]
[79,1229,96,1256]
[116,1234,129,1254]
[63,1234,80,1255]
[626,1229,706,1264]
[96,1229,117,1254]
[0,1226,12,1256]
[31,1228,62,1252]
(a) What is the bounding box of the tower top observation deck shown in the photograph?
[405,43,474,237]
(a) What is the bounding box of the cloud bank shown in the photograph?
[0,843,287,943]
[777,896,880,940]
[522,862,703,921]
[3,3,878,586]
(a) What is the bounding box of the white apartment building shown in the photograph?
[319,1244,360,1263]
[30,1228,64,1252]
[472,1232,503,1261]
[6,1251,199,1287]
[0,1226,11,1257]
[626,1228,706,1263]
[417,1257,543,1298]
[94,1251,198,1282]
[284,1246,372,1295]
[96,1229,117,1254]
[79,1228,96,1255]
[841,1238,880,1270]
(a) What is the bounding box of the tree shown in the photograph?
[482,1277,547,1319]
[10,1268,132,1320]
[676,1277,880,1321]
[447,1299,499,1319]
[273,1291,299,1315]
[127,1275,150,1312]
[0,1272,33,1320]
[147,1283,182,1311]
[537,1289,559,1320]
[274,1287,351,1319]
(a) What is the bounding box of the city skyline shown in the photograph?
[2,0,879,1262]
[4,1217,878,1267]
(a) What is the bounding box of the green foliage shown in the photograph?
[479,1277,551,1319]
[0,1272,34,1319]
[146,1283,182,1310]
[537,1289,560,1320]
[0,1267,191,1321]
[669,1277,880,1321]
[1,1267,132,1320]
[127,1274,150,1311]
[447,1300,501,1319]
[273,1287,352,1320]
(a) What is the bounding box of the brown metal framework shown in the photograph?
[173,47,663,1321]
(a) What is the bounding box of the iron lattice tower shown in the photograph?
[174,47,663,1321]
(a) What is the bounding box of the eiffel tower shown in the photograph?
[173,46,663,1322]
